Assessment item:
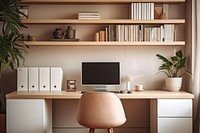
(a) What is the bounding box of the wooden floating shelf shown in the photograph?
[22,19,185,24]
[21,0,185,4]
[24,41,185,46]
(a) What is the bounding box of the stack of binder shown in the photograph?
[17,67,63,91]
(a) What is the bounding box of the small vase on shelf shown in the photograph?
[66,26,75,39]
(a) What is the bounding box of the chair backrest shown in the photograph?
[77,92,126,128]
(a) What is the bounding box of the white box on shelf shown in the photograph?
[29,67,39,91]
[17,67,28,91]
[51,67,63,91]
[39,67,50,91]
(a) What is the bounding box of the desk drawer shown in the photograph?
[158,99,192,117]
[158,118,192,133]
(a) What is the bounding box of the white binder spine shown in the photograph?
[17,67,28,91]
[39,67,50,91]
[29,67,39,91]
[51,67,63,91]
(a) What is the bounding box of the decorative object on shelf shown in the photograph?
[53,28,63,39]
[21,34,29,41]
[156,50,192,92]
[134,84,144,91]
[66,26,75,39]
[160,13,166,19]
[154,4,167,19]
[51,39,79,41]
[0,0,29,115]
[19,6,29,19]
[124,74,133,92]
[28,35,36,41]
[154,4,163,19]
[66,80,76,92]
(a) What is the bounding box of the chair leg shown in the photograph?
[107,128,114,133]
[89,128,95,133]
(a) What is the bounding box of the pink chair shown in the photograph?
[77,92,126,133]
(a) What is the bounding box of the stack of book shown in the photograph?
[95,24,175,42]
[78,12,100,19]
[95,28,108,42]
[131,3,154,20]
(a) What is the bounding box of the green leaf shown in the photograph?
[156,54,170,64]
[171,56,178,62]
[176,50,183,58]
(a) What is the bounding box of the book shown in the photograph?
[78,12,100,19]
[141,3,147,20]
[164,24,175,42]
[99,31,105,41]
[116,25,119,41]
[78,17,101,19]
[108,25,116,41]
[78,12,100,16]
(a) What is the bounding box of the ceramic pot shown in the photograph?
[66,26,75,39]
[165,77,182,92]
[53,28,62,39]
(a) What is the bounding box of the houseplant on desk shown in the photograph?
[156,50,191,92]
[0,0,28,131]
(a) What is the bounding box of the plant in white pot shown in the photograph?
[156,50,191,92]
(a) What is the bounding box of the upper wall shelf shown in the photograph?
[22,19,185,24]
[21,0,185,4]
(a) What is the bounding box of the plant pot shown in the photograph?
[0,113,6,133]
[165,77,182,92]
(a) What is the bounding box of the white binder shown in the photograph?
[39,67,50,91]
[51,67,63,91]
[29,67,39,91]
[17,67,28,91]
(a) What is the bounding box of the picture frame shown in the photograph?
[66,80,76,92]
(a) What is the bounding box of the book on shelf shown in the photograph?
[131,2,154,20]
[108,25,116,41]
[94,24,175,43]
[78,12,100,16]
[164,24,175,42]
[78,12,100,19]
[78,17,100,19]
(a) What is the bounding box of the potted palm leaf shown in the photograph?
[156,50,191,91]
[0,0,28,131]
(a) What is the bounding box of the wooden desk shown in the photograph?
[6,90,194,133]
[6,90,194,99]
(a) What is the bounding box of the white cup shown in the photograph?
[134,84,143,91]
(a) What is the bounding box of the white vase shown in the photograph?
[165,77,182,92]
[126,81,131,91]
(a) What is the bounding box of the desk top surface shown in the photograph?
[6,90,194,99]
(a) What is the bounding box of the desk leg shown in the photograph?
[150,99,157,133]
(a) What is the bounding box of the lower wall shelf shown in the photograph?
[24,41,185,46]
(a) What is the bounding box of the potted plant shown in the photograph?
[0,0,28,131]
[156,50,191,92]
